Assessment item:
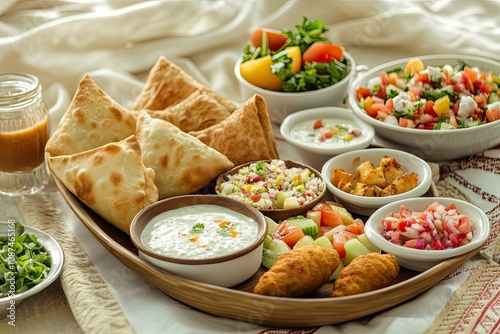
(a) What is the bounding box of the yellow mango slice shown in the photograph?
[285,46,302,74]
[239,56,281,91]
[404,58,425,74]
[433,95,451,116]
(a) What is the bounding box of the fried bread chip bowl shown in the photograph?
[46,56,279,234]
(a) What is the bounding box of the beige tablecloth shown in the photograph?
[0,1,499,333]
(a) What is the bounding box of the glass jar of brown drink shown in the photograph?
[0,73,50,196]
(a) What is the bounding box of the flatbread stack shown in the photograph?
[45,75,137,156]
[49,135,158,234]
[130,56,237,113]
[136,111,233,199]
[47,56,279,234]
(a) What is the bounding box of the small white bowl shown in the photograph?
[130,195,267,287]
[280,107,375,155]
[234,52,356,124]
[348,54,500,161]
[321,148,432,216]
[364,197,490,271]
[0,223,64,319]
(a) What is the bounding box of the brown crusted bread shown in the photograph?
[48,135,158,234]
[45,75,137,156]
[254,245,340,297]
[331,252,399,297]
[130,56,237,112]
[136,111,233,199]
[143,88,231,132]
[189,94,279,166]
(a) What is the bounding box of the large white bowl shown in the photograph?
[235,52,356,124]
[364,197,490,272]
[321,148,432,216]
[0,222,64,319]
[280,106,375,155]
[130,195,267,287]
[348,54,500,161]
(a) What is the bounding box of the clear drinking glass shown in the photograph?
[0,73,50,196]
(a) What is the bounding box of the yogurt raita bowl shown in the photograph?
[130,195,267,287]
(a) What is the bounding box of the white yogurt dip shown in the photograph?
[141,204,258,260]
[291,118,361,146]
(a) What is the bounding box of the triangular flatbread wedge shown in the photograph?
[145,88,231,132]
[48,135,158,234]
[189,94,279,165]
[136,111,233,199]
[130,56,237,112]
[45,75,137,156]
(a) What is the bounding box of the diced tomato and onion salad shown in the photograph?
[355,58,500,129]
[240,17,350,92]
[381,202,475,250]
[218,160,325,210]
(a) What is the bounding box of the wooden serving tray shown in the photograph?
[53,175,481,327]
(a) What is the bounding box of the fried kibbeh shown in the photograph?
[331,252,399,297]
[254,245,340,297]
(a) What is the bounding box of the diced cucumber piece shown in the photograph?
[306,210,321,228]
[265,216,278,235]
[357,233,381,253]
[293,235,314,249]
[328,261,344,281]
[276,191,291,209]
[312,235,333,249]
[283,196,300,209]
[287,218,319,238]
[261,239,291,269]
[343,238,371,265]
[385,83,403,97]
[263,234,273,248]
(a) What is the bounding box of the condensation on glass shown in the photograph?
[0,73,50,196]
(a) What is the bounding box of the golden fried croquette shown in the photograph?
[331,252,399,297]
[254,245,340,297]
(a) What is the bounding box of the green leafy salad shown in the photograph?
[240,17,350,92]
[0,221,51,297]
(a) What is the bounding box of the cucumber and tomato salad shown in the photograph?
[240,17,349,92]
[262,201,380,280]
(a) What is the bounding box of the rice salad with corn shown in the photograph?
[218,160,325,210]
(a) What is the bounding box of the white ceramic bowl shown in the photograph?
[235,52,356,124]
[280,106,375,155]
[348,54,500,161]
[364,197,490,272]
[130,195,267,287]
[0,222,64,319]
[321,148,432,216]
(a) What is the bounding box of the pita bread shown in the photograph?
[48,135,158,234]
[45,75,137,156]
[189,94,279,165]
[130,56,237,112]
[136,111,233,199]
[145,88,231,132]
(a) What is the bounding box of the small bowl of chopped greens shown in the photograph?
[235,17,356,124]
[349,54,500,161]
[0,221,64,319]
[216,159,326,222]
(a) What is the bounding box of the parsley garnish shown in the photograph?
[190,223,205,234]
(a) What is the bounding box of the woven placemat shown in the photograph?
[0,193,136,334]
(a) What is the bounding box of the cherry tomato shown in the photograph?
[250,28,289,51]
[302,42,344,65]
